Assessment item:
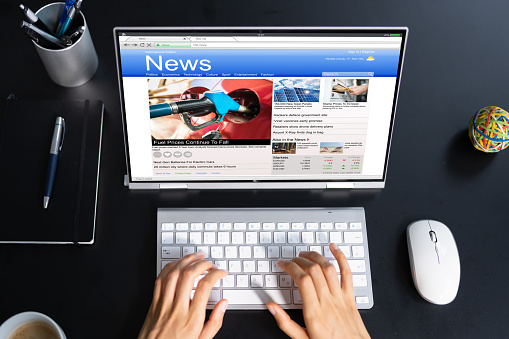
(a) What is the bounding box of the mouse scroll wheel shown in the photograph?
[429,231,438,243]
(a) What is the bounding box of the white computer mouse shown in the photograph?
[407,220,460,305]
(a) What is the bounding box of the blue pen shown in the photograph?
[57,0,82,38]
[55,0,76,35]
[43,117,65,209]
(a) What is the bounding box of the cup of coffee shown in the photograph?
[0,312,66,339]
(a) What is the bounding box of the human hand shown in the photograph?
[347,85,368,96]
[267,243,370,339]
[138,252,228,339]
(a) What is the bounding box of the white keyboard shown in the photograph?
[157,207,374,310]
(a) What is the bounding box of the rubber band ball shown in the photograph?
[468,106,509,153]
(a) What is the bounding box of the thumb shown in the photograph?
[266,302,308,339]
[199,299,228,339]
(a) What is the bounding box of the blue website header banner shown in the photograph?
[120,49,401,77]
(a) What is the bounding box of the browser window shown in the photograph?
[115,29,406,188]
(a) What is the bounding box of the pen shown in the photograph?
[57,0,82,38]
[19,4,53,35]
[21,21,66,48]
[55,0,76,35]
[43,117,65,209]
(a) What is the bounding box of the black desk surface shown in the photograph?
[1,0,508,338]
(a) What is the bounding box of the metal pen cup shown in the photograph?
[33,2,98,87]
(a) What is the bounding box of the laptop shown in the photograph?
[113,27,408,190]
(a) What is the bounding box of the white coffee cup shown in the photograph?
[0,312,66,339]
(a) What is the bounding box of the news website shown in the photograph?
[118,34,403,182]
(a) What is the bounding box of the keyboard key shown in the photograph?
[205,222,218,230]
[236,275,249,287]
[161,223,174,231]
[229,261,242,272]
[274,232,286,244]
[189,232,201,244]
[277,222,290,230]
[232,232,244,244]
[330,232,342,243]
[176,232,187,244]
[162,247,180,259]
[176,223,189,230]
[279,275,292,288]
[225,246,237,258]
[197,246,209,258]
[162,232,173,244]
[321,222,333,230]
[350,222,362,230]
[248,222,261,230]
[191,223,203,230]
[266,275,278,288]
[302,232,314,244]
[348,260,366,273]
[243,260,256,272]
[257,261,270,272]
[288,232,300,244]
[222,275,235,288]
[267,246,279,258]
[335,222,348,229]
[211,246,223,258]
[220,223,232,230]
[306,222,319,230]
[263,222,276,230]
[203,232,216,244]
[344,232,363,244]
[352,246,365,258]
[355,296,370,304]
[182,246,195,256]
[292,222,304,230]
[208,290,221,304]
[239,246,252,258]
[293,290,302,304]
[215,260,227,270]
[316,231,328,243]
[223,289,291,305]
[217,232,229,244]
[323,246,333,258]
[234,223,247,230]
[271,260,283,273]
[253,246,266,258]
[282,246,294,258]
[353,275,368,287]
[251,275,263,288]
[245,232,258,244]
[260,232,272,244]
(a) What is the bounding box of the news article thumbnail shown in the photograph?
[148,78,273,143]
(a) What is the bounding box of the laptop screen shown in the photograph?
[114,27,407,189]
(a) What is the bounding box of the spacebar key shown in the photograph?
[223,289,292,305]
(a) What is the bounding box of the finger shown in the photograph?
[330,243,354,296]
[159,252,206,308]
[190,268,228,317]
[171,260,218,311]
[199,299,228,339]
[277,259,318,309]
[298,251,340,296]
[266,302,309,339]
[290,256,329,302]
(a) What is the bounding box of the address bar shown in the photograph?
[190,42,401,49]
